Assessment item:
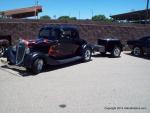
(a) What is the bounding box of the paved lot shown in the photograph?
[0,52,150,113]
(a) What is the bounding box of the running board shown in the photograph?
[56,56,82,64]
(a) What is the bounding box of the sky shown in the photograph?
[0,0,148,19]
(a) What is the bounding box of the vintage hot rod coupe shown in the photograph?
[4,25,92,74]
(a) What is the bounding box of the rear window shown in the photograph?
[39,29,50,39]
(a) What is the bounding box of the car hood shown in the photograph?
[21,38,56,47]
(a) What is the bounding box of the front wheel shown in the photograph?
[82,48,92,62]
[0,46,5,57]
[32,58,44,74]
[111,47,121,57]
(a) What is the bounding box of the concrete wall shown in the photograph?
[0,19,150,45]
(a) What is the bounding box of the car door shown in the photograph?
[47,28,68,59]
[69,29,81,54]
[57,28,80,58]
[47,28,77,59]
[35,28,53,54]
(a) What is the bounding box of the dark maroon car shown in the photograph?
[4,25,92,74]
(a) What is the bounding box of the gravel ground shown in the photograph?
[0,52,150,113]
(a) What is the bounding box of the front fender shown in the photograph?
[23,52,48,68]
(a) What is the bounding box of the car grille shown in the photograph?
[16,42,26,65]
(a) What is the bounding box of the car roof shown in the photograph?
[41,24,78,30]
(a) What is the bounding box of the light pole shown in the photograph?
[146,0,149,22]
[78,11,80,20]
[35,0,39,19]
[91,9,93,19]
[146,0,149,9]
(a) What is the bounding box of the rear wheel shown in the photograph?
[132,46,143,56]
[32,58,44,74]
[111,47,121,57]
[82,48,92,62]
[0,46,5,57]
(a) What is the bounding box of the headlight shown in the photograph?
[25,47,30,54]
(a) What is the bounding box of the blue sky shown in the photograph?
[0,0,148,19]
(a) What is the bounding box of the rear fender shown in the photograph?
[82,44,92,50]
[81,44,93,54]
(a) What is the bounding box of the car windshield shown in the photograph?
[39,28,60,40]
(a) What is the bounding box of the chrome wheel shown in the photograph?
[37,59,44,72]
[111,47,121,57]
[133,47,142,56]
[84,49,91,61]
[114,48,121,57]
[33,59,44,74]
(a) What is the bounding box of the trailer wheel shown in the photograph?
[111,47,121,57]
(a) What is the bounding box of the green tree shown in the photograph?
[92,14,112,22]
[58,16,70,20]
[40,15,51,20]
[70,17,77,20]
[92,15,106,21]
[58,16,77,20]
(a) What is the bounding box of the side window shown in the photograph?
[39,29,50,39]
[62,30,72,39]
[49,29,60,40]
[61,29,79,41]
[71,30,79,39]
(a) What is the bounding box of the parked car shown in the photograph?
[91,38,123,57]
[127,36,150,56]
[4,25,92,74]
[0,35,11,57]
